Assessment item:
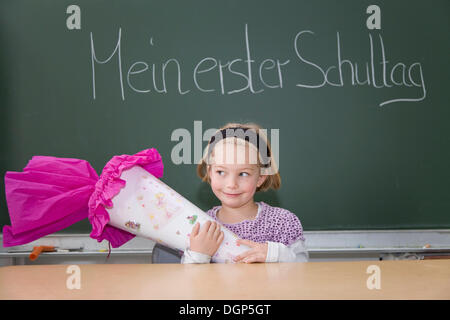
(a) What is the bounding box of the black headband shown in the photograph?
[207,127,271,168]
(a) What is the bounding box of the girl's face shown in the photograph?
[207,140,266,208]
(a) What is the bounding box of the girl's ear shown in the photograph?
[257,174,268,188]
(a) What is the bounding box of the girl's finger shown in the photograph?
[216,231,224,244]
[213,224,221,239]
[207,221,218,236]
[233,249,255,262]
[243,256,257,264]
[237,239,256,248]
[243,253,264,264]
[201,220,212,234]
[191,222,200,238]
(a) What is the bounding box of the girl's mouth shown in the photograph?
[223,192,241,197]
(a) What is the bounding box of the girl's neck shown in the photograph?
[217,200,259,224]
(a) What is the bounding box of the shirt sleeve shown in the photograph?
[181,249,212,264]
[264,208,308,262]
[270,210,305,246]
[266,239,309,263]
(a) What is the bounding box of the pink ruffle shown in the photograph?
[87,148,164,248]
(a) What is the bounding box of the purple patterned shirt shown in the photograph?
[206,201,305,246]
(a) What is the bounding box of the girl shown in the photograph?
[182,122,308,263]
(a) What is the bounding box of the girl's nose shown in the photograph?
[226,176,238,189]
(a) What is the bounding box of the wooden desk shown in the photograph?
[1,260,449,299]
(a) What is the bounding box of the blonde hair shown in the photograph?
[197,122,281,192]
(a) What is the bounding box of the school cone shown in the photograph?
[105,166,249,263]
[3,148,249,263]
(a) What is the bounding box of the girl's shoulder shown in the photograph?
[259,201,300,222]
[206,205,220,219]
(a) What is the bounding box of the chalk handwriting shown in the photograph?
[90,24,426,107]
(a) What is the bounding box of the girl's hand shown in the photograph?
[189,221,224,257]
[233,239,268,263]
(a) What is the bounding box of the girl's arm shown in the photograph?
[234,238,309,263]
[181,249,212,264]
[266,210,308,262]
[265,239,309,263]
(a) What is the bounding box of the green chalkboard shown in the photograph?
[1,0,449,234]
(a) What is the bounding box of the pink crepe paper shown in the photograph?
[3,148,163,248]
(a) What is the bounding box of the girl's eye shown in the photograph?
[240,172,249,177]
[216,170,225,176]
